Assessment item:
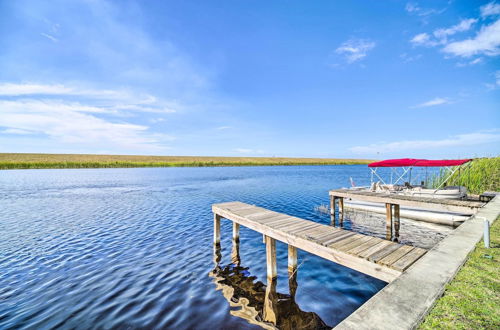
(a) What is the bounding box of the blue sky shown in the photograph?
[0,0,499,158]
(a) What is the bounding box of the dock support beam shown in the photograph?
[233,222,239,242]
[214,214,221,245]
[288,245,297,272]
[393,204,400,242]
[330,196,344,226]
[265,235,277,280]
[385,203,393,240]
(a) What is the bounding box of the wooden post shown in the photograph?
[288,245,297,272]
[385,203,393,240]
[231,239,240,266]
[214,213,221,245]
[233,222,239,242]
[264,278,278,324]
[338,197,344,224]
[265,235,277,280]
[333,197,338,225]
[330,195,335,215]
[393,204,400,242]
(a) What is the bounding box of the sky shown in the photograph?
[0,0,499,159]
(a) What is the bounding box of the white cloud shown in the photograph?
[1,128,34,135]
[0,99,173,152]
[481,2,500,17]
[216,126,231,130]
[433,18,477,39]
[443,19,500,57]
[350,131,500,154]
[405,2,444,17]
[411,19,477,47]
[40,32,58,42]
[486,70,500,89]
[0,83,177,113]
[335,38,376,63]
[411,97,451,108]
[410,33,436,46]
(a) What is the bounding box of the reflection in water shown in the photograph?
[210,244,330,330]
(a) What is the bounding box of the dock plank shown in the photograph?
[390,247,427,271]
[378,245,414,267]
[212,202,427,282]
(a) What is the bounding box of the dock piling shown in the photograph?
[214,214,221,245]
[233,222,239,242]
[265,235,277,280]
[385,203,393,240]
[288,245,297,272]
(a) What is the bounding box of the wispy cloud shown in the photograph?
[486,70,500,89]
[481,2,500,17]
[410,18,477,47]
[405,2,445,18]
[216,126,231,130]
[0,83,177,113]
[411,97,452,108]
[350,131,500,154]
[335,38,376,64]
[443,19,500,57]
[0,98,174,152]
[40,32,58,42]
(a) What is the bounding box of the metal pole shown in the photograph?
[484,219,490,248]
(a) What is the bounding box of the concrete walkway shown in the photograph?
[335,195,500,330]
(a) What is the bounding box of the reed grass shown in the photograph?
[0,153,373,169]
[431,157,500,194]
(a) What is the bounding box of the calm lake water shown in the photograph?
[0,166,450,329]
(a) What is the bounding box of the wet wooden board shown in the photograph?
[329,189,484,214]
[213,202,428,282]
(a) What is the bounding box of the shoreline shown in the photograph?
[0,153,373,170]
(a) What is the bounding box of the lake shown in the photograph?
[0,166,449,329]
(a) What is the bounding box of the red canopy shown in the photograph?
[368,158,472,168]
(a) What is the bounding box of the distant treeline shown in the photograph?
[0,153,373,169]
[432,157,500,194]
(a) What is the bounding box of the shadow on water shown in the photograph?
[210,242,331,330]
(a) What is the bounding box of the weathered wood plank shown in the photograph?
[368,243,402,263]
[358,240,393,259]
[324,231,356,246]
[347,237,381,255]
[378,245,414,267]
[390,247,427,271]
[337,235,375,252]
[330,234,366,249]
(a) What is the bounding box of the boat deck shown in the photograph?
[212,201,427,282]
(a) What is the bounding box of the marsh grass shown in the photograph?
[0,153,373,169]
[432,157,500,194]
[419,216,500,329]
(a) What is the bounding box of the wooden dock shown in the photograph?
[212,201,427,283]
[328,189,485,240]
[329,189,484,214]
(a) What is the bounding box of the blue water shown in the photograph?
[1,165,397,329]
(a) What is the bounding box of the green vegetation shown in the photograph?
[419,216,500,329]
[432,157,500,194]
[0,153,373,169]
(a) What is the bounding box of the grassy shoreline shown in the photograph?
[419,216,500,329]
[0,153,373,169]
